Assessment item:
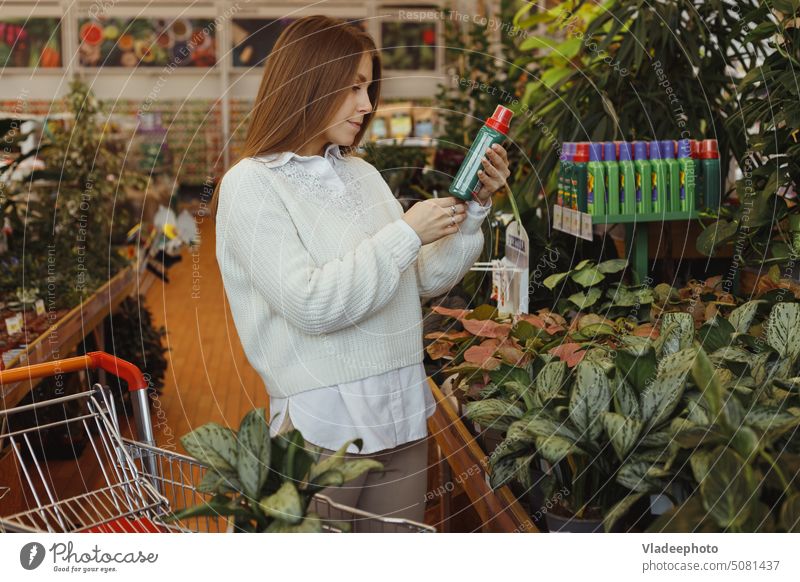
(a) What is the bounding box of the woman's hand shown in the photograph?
[402,197,467,245]
[473,143,510,205]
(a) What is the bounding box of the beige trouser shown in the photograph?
[276,414,429,531]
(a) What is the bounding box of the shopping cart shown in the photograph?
[0,352,434,533]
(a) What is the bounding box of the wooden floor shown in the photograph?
[120,213,268,448]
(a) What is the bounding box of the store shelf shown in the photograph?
[426,378,537,533]
[591,210,699,224]
[0,265,151,410]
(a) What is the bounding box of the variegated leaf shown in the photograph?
[728,300,762,334]
[535,360,567,401]
[601,412,643,461]
[464,399,524,431]
[659,312,694,356]
[535,434,584,464]
[767,302,800,362]
[569,361,611,442]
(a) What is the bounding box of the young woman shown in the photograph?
[212,15,510,526]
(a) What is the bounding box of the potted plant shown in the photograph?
[165,408,383,532]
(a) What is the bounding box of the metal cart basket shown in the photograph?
[0,352,433,533]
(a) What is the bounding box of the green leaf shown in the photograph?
[543,271,570,290]
[489,454,521,490]
[568,286,603,309]
[181,423,238,475]
[780,493,800,533]
[535,360,567,401]
[265,512,323,533]
[699,316,735,354]
[659,312,694,356]
[535,434,584,464]
[336,459,383,482]
[604,492,646,532]
[511,414,581,442]
[689,450,715,483]
[465,399,525,431]
[237,408,271,499]
[728,300,763,334]
[745,405,800,439]
[691,346,725,421]
[601,412,643,461]
[597,259,628,274]
[612,376,641,419]
[641,364,690,429]
[615,345,656,393]
[696,219,738,256]
[616,461,669,494]
[259,482,304,525]
[569,361,611,442]
[700,448,755,529]
[163,494,251,523]
[197,470,242,495]
[309,439,362,482]
[766,302,800,362]
[570,266,605,288]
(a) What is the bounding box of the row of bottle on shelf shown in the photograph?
[557,139,722,217]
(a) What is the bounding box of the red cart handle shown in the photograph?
[0,351,148,392]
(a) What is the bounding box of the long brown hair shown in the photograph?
[210,15,381,221]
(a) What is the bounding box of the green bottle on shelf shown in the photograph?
[677,139,696,212]
[587,143,606,215]
[649,141,667,213]
[633,141,652,214]
[691,140,703,204]
[660,140,681,212]
[618,142,636,216]
[557,142,573,207]
[699,139,721,210]
[572,143,589,212]
[604,142,620,215]
[449,105,514,201]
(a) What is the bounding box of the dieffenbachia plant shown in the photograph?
[165,409,382,532]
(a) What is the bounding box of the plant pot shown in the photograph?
[545,510,603,533]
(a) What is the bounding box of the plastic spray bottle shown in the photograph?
[587,143,606,216]
[699,139,721,210]
[572,143,589,212]
[633,141,651,214]
[618,142,636,216]
[649,141,667,213]
[677,139,696,212]
[660,140,681,212]
[603,142,620,215]
[450,105,514,201]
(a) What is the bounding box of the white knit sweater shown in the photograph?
[215,149,490,398]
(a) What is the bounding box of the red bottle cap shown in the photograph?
[699,139,719,159]
[573,142,589,162]
[485,105,514,135]
[690,139,700,159]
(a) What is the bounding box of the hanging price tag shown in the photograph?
[571,208,581,235]
[35,299,46,316]
[580,212,593,241]
[5,313,22,335]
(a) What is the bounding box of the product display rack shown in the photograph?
[593,210,700,285]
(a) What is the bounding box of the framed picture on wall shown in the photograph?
[231,17,366,69]
[77,17,216,67]
[0,18,62,68]
[380,21,436,70]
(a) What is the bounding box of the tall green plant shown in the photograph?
[511,0,762,211]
